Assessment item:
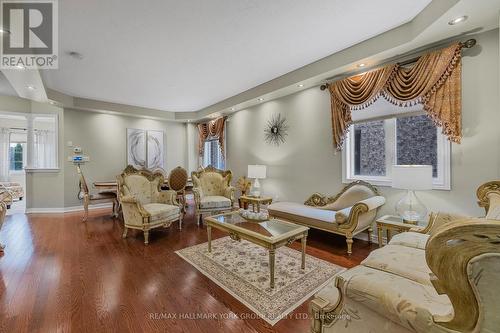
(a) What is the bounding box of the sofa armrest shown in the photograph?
[336,196,385,228]
[192,188,203,206]
[157,190,179,206]
[120,195,150,226]
[223,186,236,202]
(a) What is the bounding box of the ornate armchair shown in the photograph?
[0,201,6,252]
[117,165,182,244]
[191,166,235,225]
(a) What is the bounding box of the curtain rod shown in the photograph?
[319,38,476,91]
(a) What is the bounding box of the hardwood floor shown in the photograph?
[0,200,377,333]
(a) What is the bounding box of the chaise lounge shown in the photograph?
[268,181,385,254]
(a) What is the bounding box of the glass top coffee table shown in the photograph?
[204,211,309,289]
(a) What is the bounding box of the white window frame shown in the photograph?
[342,111,451,190]
[0,111,59,172]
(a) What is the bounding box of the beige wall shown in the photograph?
[63,109,187,207]
[226,29,500,218]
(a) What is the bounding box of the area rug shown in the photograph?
[176,237,345,325]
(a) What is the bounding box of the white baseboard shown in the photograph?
[26,202,113,214]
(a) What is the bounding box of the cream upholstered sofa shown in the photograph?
[268,181,385,254]
[192,166,236,225]
[0,185,13,209]
[310,181,500,333]
[118,166,182,244]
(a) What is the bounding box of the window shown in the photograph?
[343,113,450,190]
[9,142,25,171]
[202,140,225,169]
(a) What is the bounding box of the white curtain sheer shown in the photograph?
[33,129,56,168]
[0,128,10,181]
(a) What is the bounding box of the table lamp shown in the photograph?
[392,165,432,224]
[247,165,267,197]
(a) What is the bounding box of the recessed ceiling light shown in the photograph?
[67,51,84,59]
[448,16,468,25]
[258,98,264,102]
[49,101,57,105]
[26,85,36,90]
[297,84,304,87]
[230,107,235,111]
[357,63,366,68]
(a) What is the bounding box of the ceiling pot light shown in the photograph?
[230,107,235,111]
[357,63,366,68]
[297,84,304,87]
[67,51,84,59]
[448,16,468,25]
[258,98,264,102]
[26,85,36,90]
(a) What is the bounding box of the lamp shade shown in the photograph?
[248,165,267,179]
[392,165,433,191]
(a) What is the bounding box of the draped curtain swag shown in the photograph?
[327,43,463,150]
[197,117,226,157]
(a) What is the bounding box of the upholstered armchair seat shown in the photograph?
[142,203,180,222]
[192,166,235,224]
[199,195,232,209]
[118,166,182,244]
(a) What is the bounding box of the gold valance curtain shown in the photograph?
[328,43,463,150]
[197,117,226,156]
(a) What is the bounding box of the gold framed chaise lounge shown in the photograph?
[268,181,386,254]
[118,166,182,245]
[309,181,500,333]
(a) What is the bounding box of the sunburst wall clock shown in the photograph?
[264,113,289,146]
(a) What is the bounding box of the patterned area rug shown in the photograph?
[176,237,345,325]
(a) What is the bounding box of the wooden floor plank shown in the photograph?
[0,200,376,333]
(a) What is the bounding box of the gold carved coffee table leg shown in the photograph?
[207,225,212,253]
[269,247,276,289]
[301,234,307,269]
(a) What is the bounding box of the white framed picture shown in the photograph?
[147,130,164,169]
[127,128,146,168]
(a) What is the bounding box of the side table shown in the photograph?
[376,215,425,247]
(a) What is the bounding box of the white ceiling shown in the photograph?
[41,0,432,112]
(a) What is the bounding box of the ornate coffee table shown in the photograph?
[204,211,309,288]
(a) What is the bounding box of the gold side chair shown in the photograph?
[167,166,188,213]
[118,165,182,244]
[77,165,118,222]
